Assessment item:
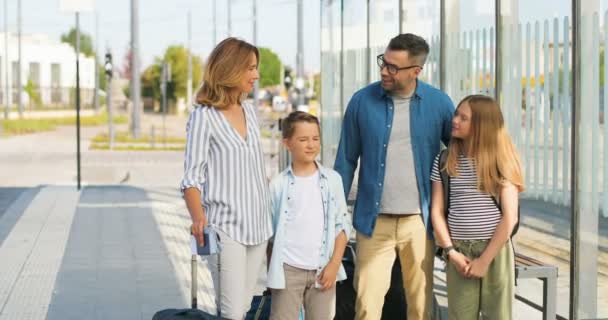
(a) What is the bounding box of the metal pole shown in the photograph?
[130,0,141,138]
[494,0,502,101]
[213,0,217,45]
[366,0,370,84]
[439,0,446,91]
[4,0,9,119]
[161,61,167,146]
[93,12,99,113]
[253,0,258,110]
[228,0,232,37]
[75,12,82,190]
[296,0,304,107]
[399,0,403,34]
[17,0,22,117]
[187,11,192,110]
[339,0,344,112]
[570,0,580,317]
[570,0,601,318]
[107,54,114,150]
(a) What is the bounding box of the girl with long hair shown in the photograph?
[430,94,524,319]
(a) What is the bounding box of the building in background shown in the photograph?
[0,32,96,110]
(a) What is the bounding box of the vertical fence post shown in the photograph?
[525,22,532,190]
[591,13,600,217]
[563,16,571,206]
[604,11,608,217]
[490,27,496,98]
[483,28,488,94]
[552,17,560,203]
[543,20,550,201]
[516,23,523,151]
[534,21,541,197]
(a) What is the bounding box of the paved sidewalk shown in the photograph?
[0,183,587,320]
[0,185,267,320]
[0,187,79,320]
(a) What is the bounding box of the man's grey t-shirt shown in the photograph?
[379,95,421,215]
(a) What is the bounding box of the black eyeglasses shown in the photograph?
[376,54,422,75]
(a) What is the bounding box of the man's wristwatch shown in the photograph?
[442,246,455,261]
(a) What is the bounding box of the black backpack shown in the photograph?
[437,149,520,237]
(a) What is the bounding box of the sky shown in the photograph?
[3,0,607,76]
[2,0,321,74]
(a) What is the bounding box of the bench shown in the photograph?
[515,253,561,320]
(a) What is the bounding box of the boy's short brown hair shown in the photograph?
[281,111,320,139]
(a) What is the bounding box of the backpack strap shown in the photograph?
[438,149,450,218]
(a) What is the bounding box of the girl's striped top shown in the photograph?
[181,102,272,245]
[431,153,502,240]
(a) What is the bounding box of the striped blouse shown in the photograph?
[430,153,502,240]
[180,102,273,245]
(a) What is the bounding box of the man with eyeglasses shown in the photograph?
[334,33,454,320]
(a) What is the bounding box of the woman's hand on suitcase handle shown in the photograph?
[191,213,208,246]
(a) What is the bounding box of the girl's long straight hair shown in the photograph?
[446,95,525,196]
[195,37,259,109]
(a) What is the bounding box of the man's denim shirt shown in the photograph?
[267,162,353,289]
[334,80,454,238]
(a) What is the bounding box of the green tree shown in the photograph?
[98,65,107,91]
[141,45,203,105]
[60,28,95,57]
[312,73,321,99]
[259,47,282,88]
[24,79,41,107]
[61,28,107,91]
[141,64,161,100]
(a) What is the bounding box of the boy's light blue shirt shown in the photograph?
[267,162,353,289]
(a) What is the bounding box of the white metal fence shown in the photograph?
[445,13,608,218]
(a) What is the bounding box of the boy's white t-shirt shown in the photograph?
[282,170,325,270]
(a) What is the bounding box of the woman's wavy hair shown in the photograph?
[445,94,525,196]
[195,37,259,109]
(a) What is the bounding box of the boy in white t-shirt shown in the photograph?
[267,111,352,320]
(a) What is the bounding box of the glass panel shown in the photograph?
[320,0,342,166]
[28,62,40,87]
[501,1,574,318]
[575,0,607,318]
[444,0,496,103]
[11,61,18,103]
[342,0,368,106]
[51,63,61,104]
[400,0,441,87]
[28,62,41,108]
[369,0,399,83]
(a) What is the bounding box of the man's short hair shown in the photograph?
[281,111,320,139]
[387,33,430,65]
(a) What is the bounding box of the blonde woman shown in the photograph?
[430,95,524,320]
[181,38,272,319]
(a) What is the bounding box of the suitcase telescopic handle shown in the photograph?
[191,254,197,309]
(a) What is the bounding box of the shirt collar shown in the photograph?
[286,161,328,179]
